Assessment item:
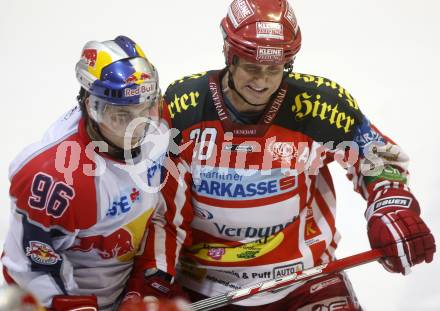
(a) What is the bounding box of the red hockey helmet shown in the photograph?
[221,0,301,66]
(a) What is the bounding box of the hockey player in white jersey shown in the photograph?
[1,36,170,311]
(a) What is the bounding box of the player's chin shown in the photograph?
[111,137,142,150]
[245,94,270,106]
[243,87,271,105]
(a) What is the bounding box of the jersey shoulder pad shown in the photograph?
[164,71,216,131]
[281,72,364,143]
[167,71,210,91]
[9,131,98,233]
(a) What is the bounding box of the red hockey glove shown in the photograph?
[366,186,436,275]
[118,269,189,311]
[51,295,98,311]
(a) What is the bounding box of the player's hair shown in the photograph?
[77,87,90,119]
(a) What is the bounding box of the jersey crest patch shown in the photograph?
[266,141,298,163]
[26,241,61,265]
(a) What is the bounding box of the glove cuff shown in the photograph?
[365,187,418,221]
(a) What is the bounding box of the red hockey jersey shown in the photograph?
[138,70,410,306]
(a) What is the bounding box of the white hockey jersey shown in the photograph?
[2,106,167,310]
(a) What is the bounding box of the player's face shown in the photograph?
[86,96,159,150]
[230,59,284,106]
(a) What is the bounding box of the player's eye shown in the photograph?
[243,66,261,75]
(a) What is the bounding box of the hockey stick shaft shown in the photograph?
[190,249,383,311]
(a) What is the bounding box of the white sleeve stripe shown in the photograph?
[374,190,383,201]
[153,222,168,268]
[381,214,411,268]
[392,210,414,266]
[373,180,392,191]
[174,162,189,245]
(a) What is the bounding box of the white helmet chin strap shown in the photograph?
[87,95,106,123]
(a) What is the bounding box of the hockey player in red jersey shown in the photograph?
[1,36,172,311]
[120,1,436,310]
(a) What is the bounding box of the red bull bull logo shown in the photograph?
[68,228,135,259]
[82,49,97,67]
[25,241,61,265]
[125,72,151,84]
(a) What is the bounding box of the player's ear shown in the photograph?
[230,56,239,71]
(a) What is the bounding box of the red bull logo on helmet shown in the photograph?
[125,72,152,84]
[68,228,135,260]
[25,241,61,265]
[81,49,97,67]
[124,81,156,97]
